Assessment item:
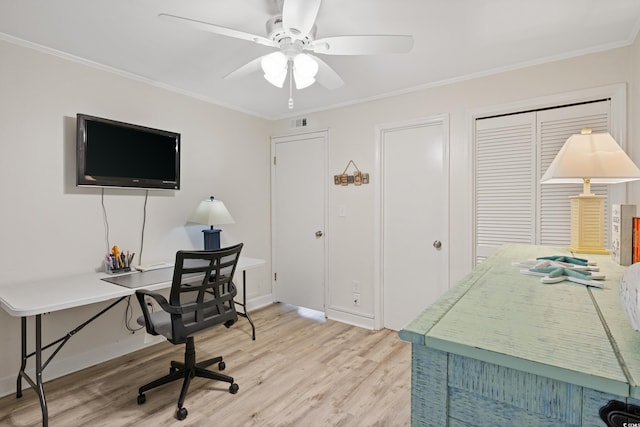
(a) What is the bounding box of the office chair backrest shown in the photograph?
[168,243,243,343]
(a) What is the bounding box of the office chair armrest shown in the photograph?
[135,290,184,335]
[136,289,185,314]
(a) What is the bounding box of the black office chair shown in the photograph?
[135,243,243,421]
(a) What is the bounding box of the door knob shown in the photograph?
[433,240,442,249]
[315,230,323,237]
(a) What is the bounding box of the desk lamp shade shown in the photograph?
[540,128,640,253]
[189,196,235,250]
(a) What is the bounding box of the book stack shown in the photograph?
[611,204,636,266]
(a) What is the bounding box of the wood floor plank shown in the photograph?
[0,303,411,426]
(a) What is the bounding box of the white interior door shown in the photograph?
[378,116,449,331]
[272,131,327,312]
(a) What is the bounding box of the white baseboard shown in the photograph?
[247,297,377,330]
[326,306,376,330]
[246,293,273,312]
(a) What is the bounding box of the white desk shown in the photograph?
[0,256,265,427]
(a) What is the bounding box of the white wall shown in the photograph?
[272,42,638,328]
[0,39,272,396]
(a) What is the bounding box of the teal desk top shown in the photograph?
[400,243,640,397]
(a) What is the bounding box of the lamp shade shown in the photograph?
[541,129,640,185]
[189,196,235,226]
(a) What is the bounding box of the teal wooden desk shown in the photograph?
[400,243,640,426]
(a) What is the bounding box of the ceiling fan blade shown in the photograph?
[159,13,277,48]
[223,56,267,80]
[309,55,344,90]
[310,35,414,55]
[282,0,322,37]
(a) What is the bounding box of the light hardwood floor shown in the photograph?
[0,303,411,426]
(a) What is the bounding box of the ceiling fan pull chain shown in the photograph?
[288,60,294,109]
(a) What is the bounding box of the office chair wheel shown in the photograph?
[229,383,239,394]
[137,394,146,405]
[176,407,188,421]
[218,361,225,371]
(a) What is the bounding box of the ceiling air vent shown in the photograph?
[290,117,308,129]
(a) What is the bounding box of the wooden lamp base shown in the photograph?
[568,194,609,254]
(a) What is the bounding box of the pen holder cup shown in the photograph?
[105,260,131,275]
[106,249,134,274]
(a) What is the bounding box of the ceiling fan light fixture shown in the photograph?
[293,73,315,89]
[261,51,288,87]
[293,53,318,78]
[292,53,318,89]
[264,71,287,88]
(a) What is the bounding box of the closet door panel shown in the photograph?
[475,112,536,263]
[536,101,610,246]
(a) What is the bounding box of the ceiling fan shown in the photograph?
[159,0,414,108]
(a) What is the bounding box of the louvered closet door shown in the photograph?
[475,112,536,262]
[474,100,611,264]
[537,101,610,245]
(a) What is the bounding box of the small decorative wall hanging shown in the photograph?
[334,160,369,186]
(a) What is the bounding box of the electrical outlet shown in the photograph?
[353,293,360,306]
[352,280,360,292]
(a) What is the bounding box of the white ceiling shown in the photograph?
[1,0,640,119]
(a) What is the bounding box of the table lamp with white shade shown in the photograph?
[189,196,235,250]
[540,128,640,254]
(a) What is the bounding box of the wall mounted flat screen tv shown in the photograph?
[76,114,180,190]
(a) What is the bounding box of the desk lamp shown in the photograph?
[541,128,640,254]
[189,196,235,250]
